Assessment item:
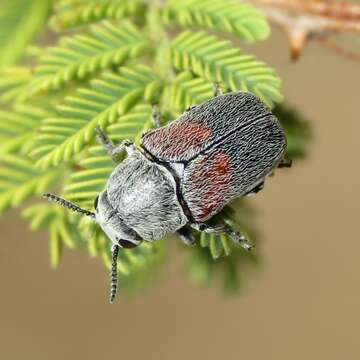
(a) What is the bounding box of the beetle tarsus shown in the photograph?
[96,127,135,162]
[278,158,292,168]
[223,224,254,251]
[191,222,254,251]
[240,241,255,251]
[185,105,196,112]
[151,104,162,128]
[213,82,223,97]
[245,181,265,196]
[95,126,114,150]
[191,222,225,234]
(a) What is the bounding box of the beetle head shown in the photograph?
[94,191,142,249]
[42,191,143,303]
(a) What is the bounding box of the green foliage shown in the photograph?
[0,104,52,154]
[22,202,166,288]
[163,0,270,42]
[0,0,311,293]
[0,154,61,214]
[63,104,152,207]
[171,31,282,107]
[32,66,160,168]
[50,0,145,31]
[0,0,53,68]
[31,21,151,93]
[22,204,81,267]
[186,245,259,292]
[0,67,33,104]
[170,71,213,111]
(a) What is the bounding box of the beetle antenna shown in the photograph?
[109,244,120,304]
[42,193,96,220]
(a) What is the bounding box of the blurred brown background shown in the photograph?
[1,28,359,360]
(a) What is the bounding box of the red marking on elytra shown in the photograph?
[214,153,231,176]
[173,121,210,142]
[144,120,211,159]
[190,151,232,220]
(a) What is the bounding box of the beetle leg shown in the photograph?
[222,224,254,251]
[151,104,162,128]
[109,140,136,159]
[185,105,196,112]
[191,222,225,234]
[95,127,135,162]
[176,226,197,246]
[278,158,292,168]
[245,181,264,196]
[191,222,254,251]
[213,82,223,97]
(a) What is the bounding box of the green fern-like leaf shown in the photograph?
[0,0,53,68]
[63,104,152,207]
[186,200,260,291]
[64,145,113,207]
[0,104,53,154]
[163,0,270,42]
[31,21,151,93]
[0,67,32,104]
[50,0,145,30]
[0,155,61,214]
[22,202,166,287]
[171,31,282,107]
[74,212,166,289]
[186,244,259,292]
[200,232,231,259]
[22,204,83,267]
[170,71,213,112]
[32,65,161,169]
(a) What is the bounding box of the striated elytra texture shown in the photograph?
[142,91,286,222]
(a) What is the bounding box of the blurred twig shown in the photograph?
[248,0,360,60]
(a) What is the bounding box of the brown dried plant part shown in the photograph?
[248,0,360,61]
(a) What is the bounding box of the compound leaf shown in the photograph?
[31,21,151,93]
[0,154,61,214]
[32,66,161,169]
[164,0,270,42]
[0,0,53,68]
[50,0,145,30]
[0,104,53,154]
[63,104,152,207]
[170,71,213,112]
[171,31,282,107]
[0,67,32,104]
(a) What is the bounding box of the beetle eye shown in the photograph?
[118,239,138,249]
[94,195,99,210]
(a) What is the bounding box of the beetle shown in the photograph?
[43,89,291,303]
